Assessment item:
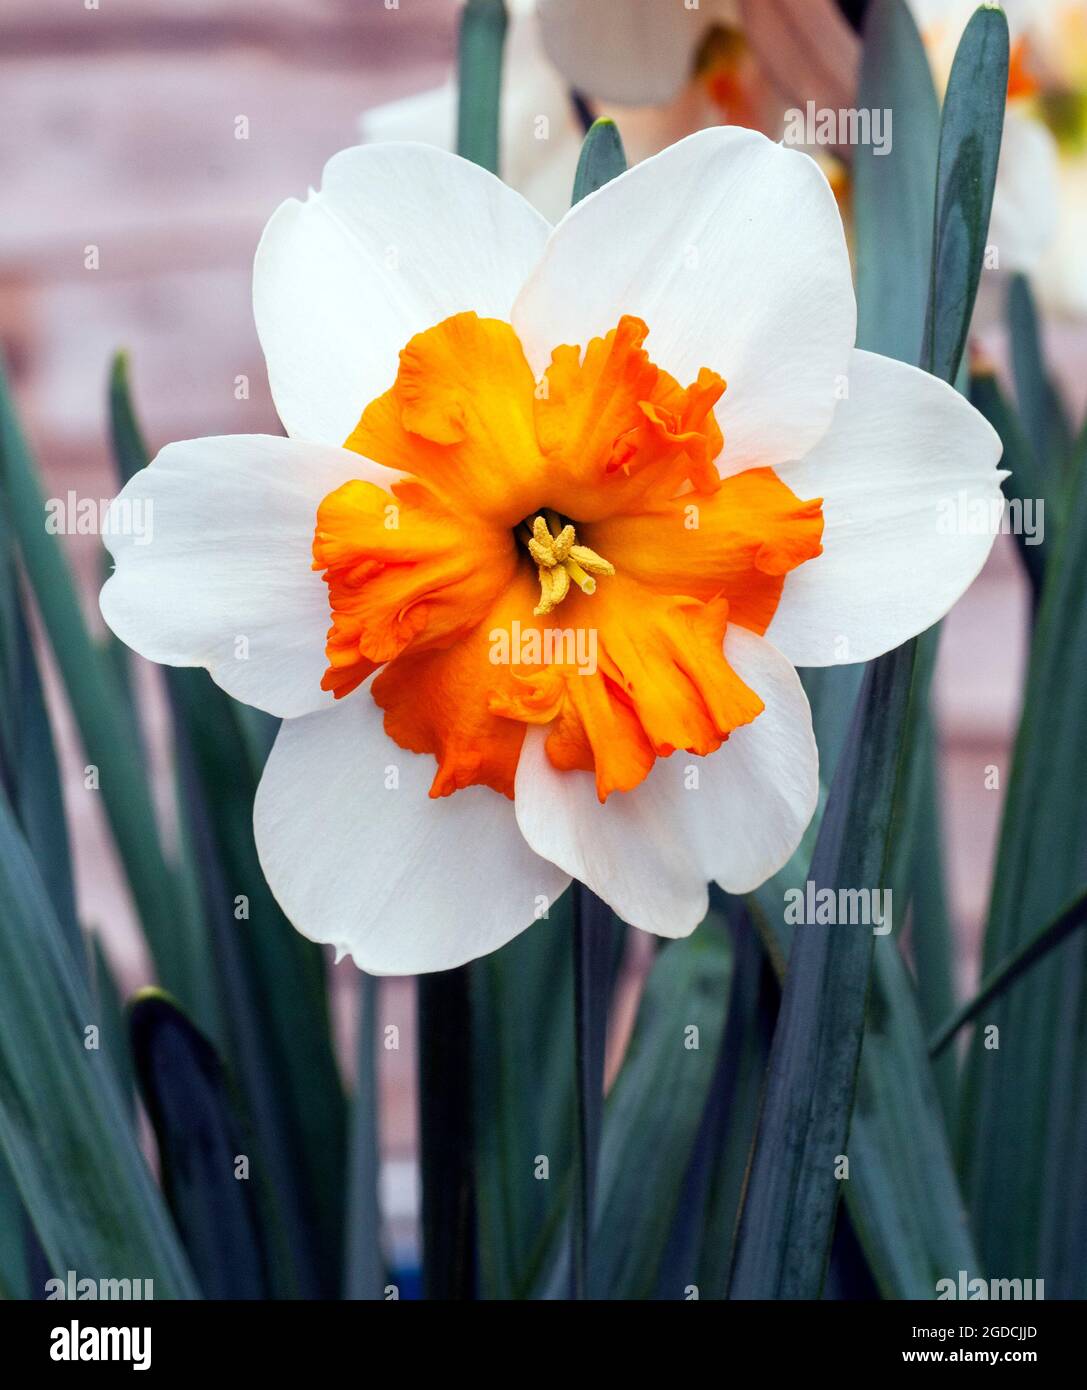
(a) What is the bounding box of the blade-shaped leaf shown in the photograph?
[969,369,1047,598]
[1008,273,1072,480]
[129,991,269,1299]
[456,0,508,175]
[932,883,1087,1056]
[729,650,910,1298]
[419,965,477,1299]
[571,884,615,1299]
[571,118,627,204]
[664,902,778,1301]
[0,792,198,1295]
[854,0,939,366]
[345,974,385,1299]
[0,1156,31,1299]
[921,5,1008,382]
[908,718,957,1124]
[961,419,1087,1293]
[472,897,575,1300]
[592,917,732,1299]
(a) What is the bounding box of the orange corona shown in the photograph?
[313,312,824,803]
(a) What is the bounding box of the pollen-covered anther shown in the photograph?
[521,512,615,616]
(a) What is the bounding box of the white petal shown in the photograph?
[513,625,817,929]
[253,143,551,446]
[538,0,738,105]
[254,696,570,975]
[100,434,380,718]
[512,127,855,474]
[766,350,1006,667]
[673,626,819,894]
[1036,151,1087,319]
[514,726,709,938]
[987,109,1058,276]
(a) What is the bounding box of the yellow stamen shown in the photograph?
[522,512,615,616]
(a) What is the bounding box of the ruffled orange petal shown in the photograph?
[313,476,516,699]
[533,315,726,521]
[371,571,542,799]
[583,466,824,634]
[345,313,548,527]
[491,575,764,801]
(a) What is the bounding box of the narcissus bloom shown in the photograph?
[360,0,784,223]
[101,129,1003,974]
[537,0,768,121]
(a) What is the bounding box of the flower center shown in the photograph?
[520,511,615,616]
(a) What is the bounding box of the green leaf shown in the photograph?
[570,885,616,1299]
[750,859,980,1299]
[669,903,777,1301]
[0,584,83,969]
[419,966,476,1299]
[592,918,732,1299]
[472,898,575,1300]
[91,938,135,1112]
[167,666,346,1298]
[345,974,385,1299]
[931,883,1087,1056]
[969,369,1047,598]
[854,0,940,365]
[0,449,82,966]
[921,4,1009,383]
[456,0,508,174]
[571,118,627,205]
[846,942,978,1296]
[0,792,198,1296]
[729,648,912,1298]
[0,1155,31,1299]
[960,420,1087,1295]
[129,992,269,1298]
[908,719,957,1123]
[108,351,149,486]
[1008,273,1072,479]
[0,354,214,1030]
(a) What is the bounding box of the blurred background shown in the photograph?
[3,0,1080,1270]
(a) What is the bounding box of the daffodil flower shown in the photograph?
[359,0,780,222]
[538,0,762,120]
[100,129,1004,974]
